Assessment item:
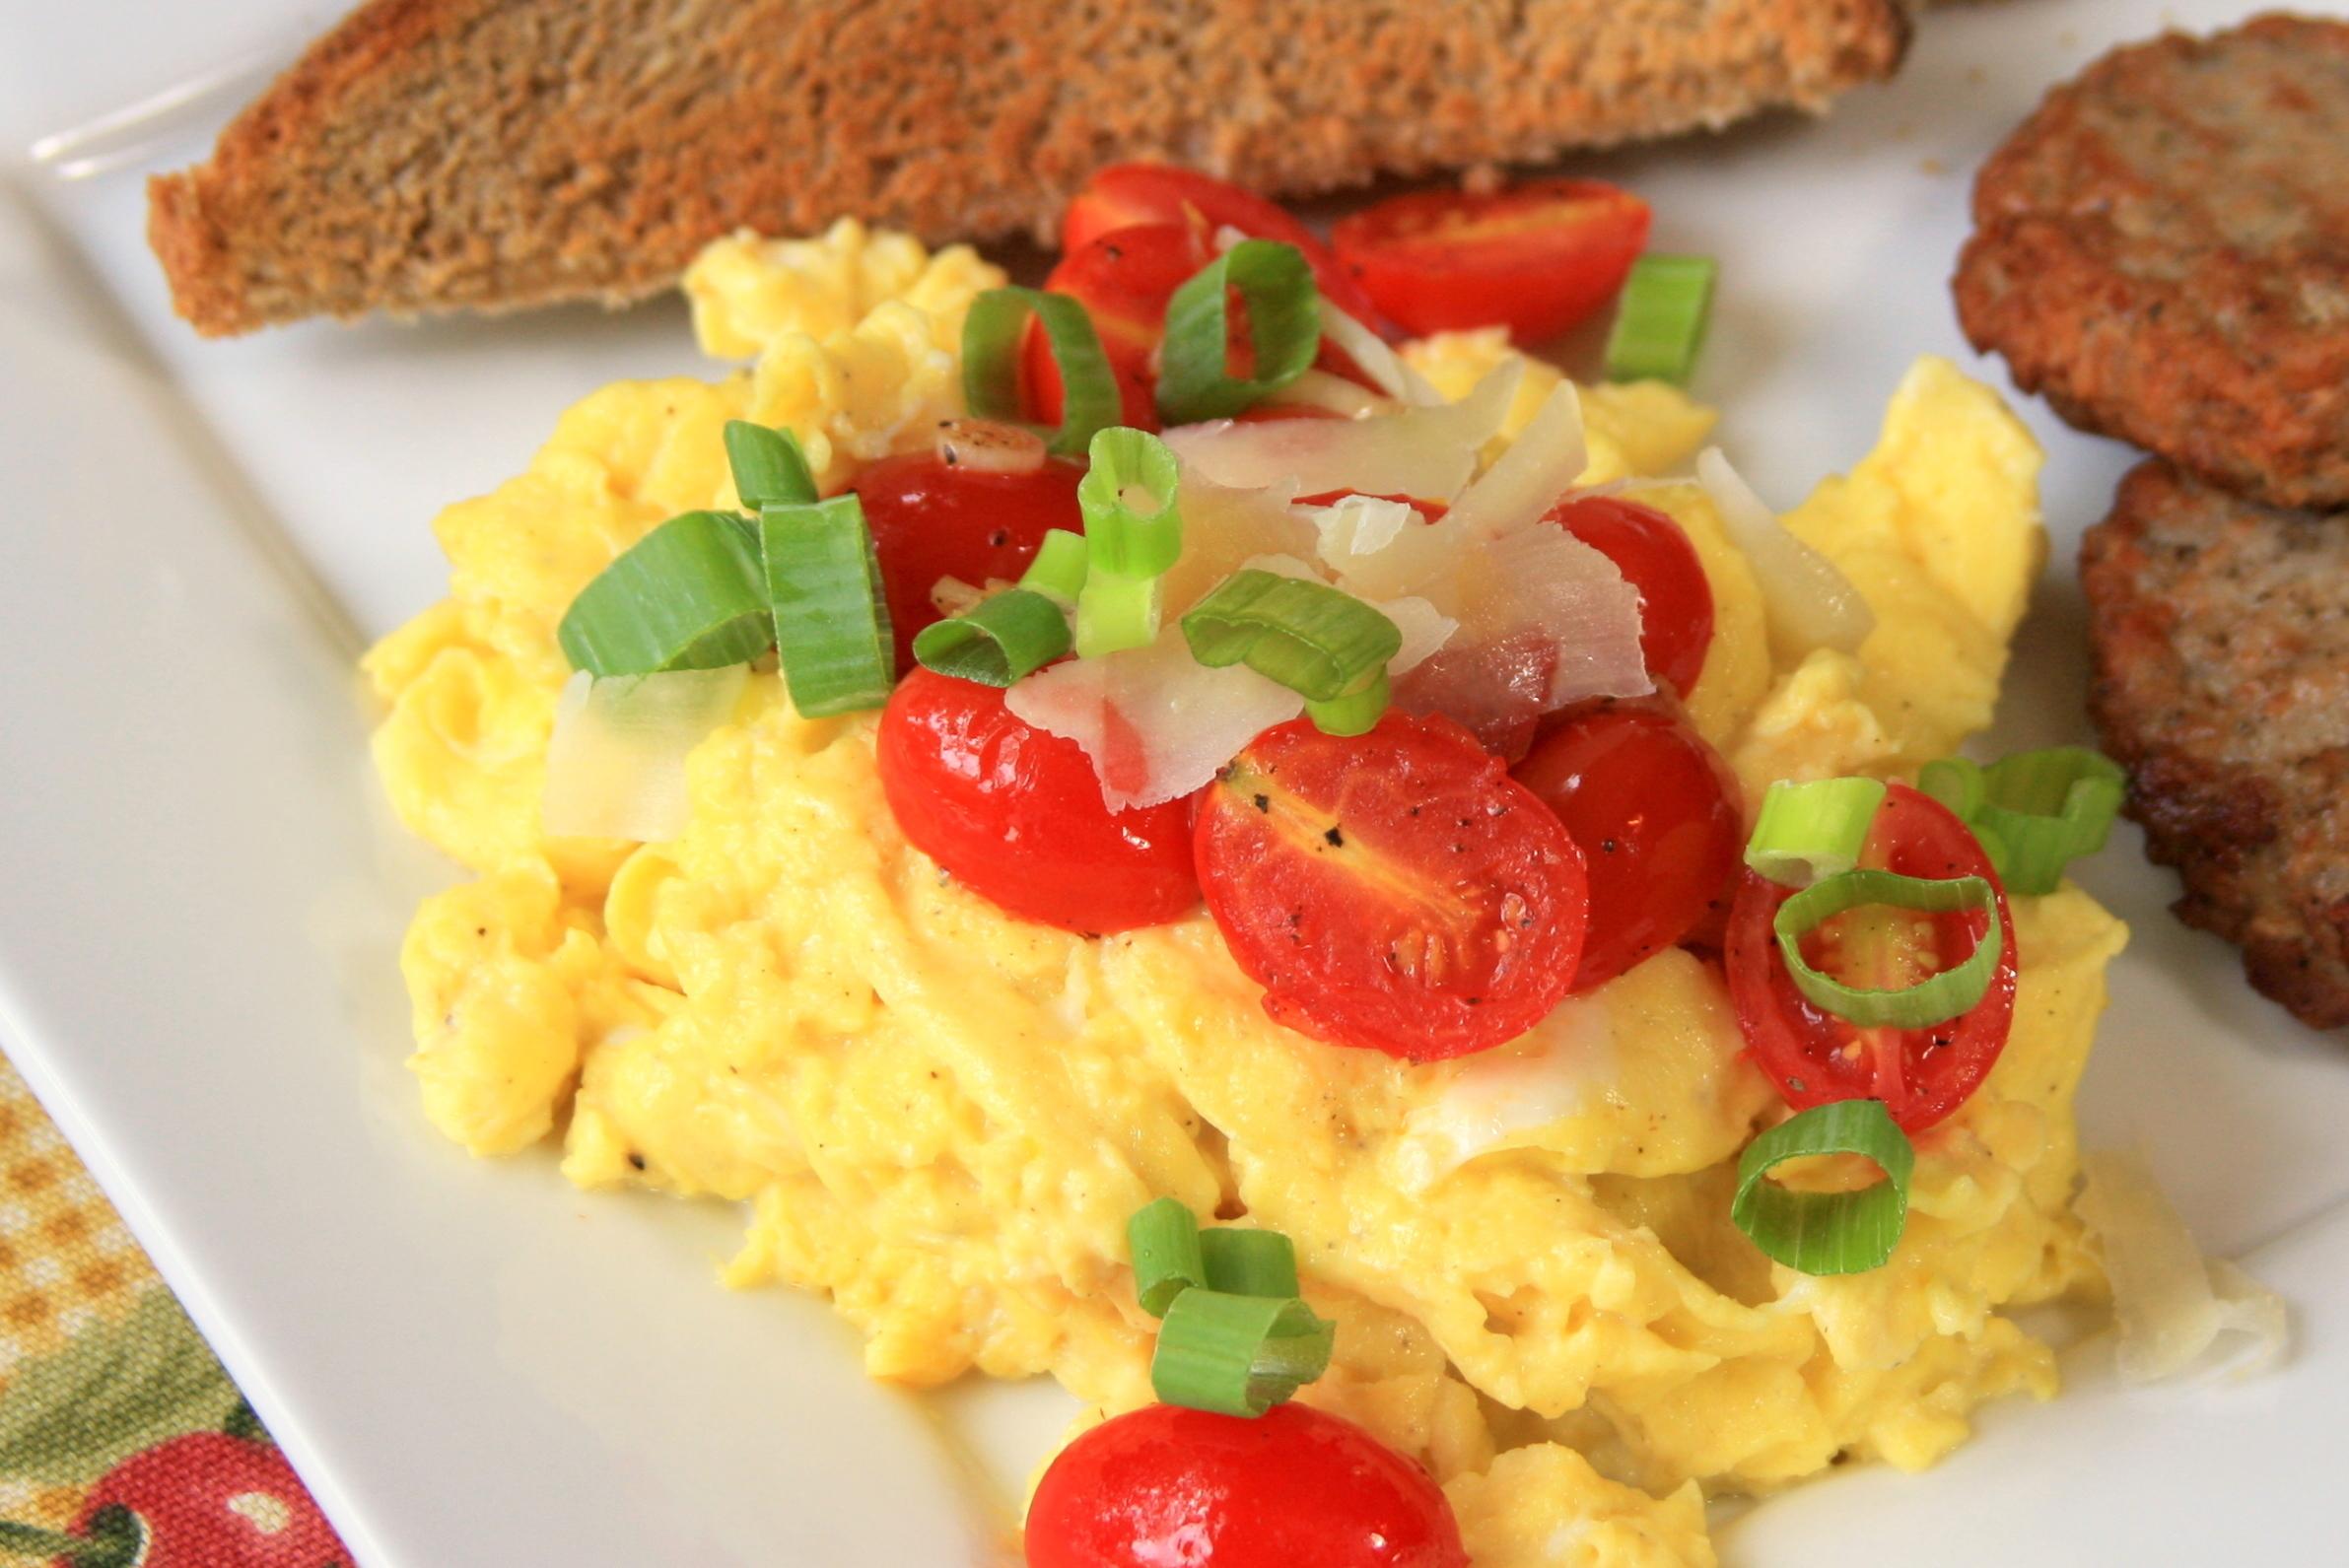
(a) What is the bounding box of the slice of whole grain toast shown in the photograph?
[149,0,1910,336]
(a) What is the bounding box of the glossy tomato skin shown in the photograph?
[851,452,1085,673]
[1726,784,2020,1132]
[1331,179,1651,342]
[1515,701,1744,992]
[1062,163,1387,328]
[1024,1403,1468,1568]
[878,670,1200,934]
[1547,495,1714,698]
[1028,222,1212,431]
[1195,713,1589,1059]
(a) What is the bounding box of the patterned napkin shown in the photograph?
[0,1054,348,1566]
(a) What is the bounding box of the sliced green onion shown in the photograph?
[1732,1100,1914,1275]
[558,511,772,677]
[1151,1289,1335,1417]
[1076,428,1184,577]
[1073,428,1184,657]
[760,496,895,716]
[724,420,817,510]
[1304,666,1391,737]
[962,287,1120,459]
[1200,1228,1300,1299]
[1605,254,1716,385]
[1921,749,2124,897]
[1021,529,1090,606]
[1181,571,1402,703]
[1128,1197,1207,1318]
[1774,868,2002,1027]
[912,587,1071,687]
[1744,778,1888,888]
[1156,239,1320,424]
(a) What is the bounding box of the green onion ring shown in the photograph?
[911,588,1071,687]
[760,496,896,716]
[1200,1228,1300,1300]
[1303,666,1391,737]
[1180,570,1401,704]
[1156,239,1321,425]
[1772,868,2002,1027]
[1604,254,1717,386]
[962,287,1121,459]
[1020,529,1091,607]
[557,511,773,677]
[1744,778,1888,888]
[1127,1197,1208,1318]
[1731,1100,1915,1275]
[1150,1289,1335,1418]
[1073,428,1184,657]
[723,420,818,510]
[1921,749,2124,897]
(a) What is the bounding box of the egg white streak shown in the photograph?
[541,666,746,844]
[1391,995,1620,1193]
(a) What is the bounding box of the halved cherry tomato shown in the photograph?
[1331,180,1652,343]
[1515,701,1743,991]
[1546,495,1714,698]
[1024,1402,1467,1568]
[1195,713,1588,1059]
[851,452,1085,673]
[1026,222,1213,432]
[1726,784,2019,1132]
[1063,163,1387,328]
[877,670,1200,934]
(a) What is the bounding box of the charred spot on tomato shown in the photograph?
[1324,826,1346,848]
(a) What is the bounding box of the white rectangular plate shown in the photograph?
[0,0,2340,1562]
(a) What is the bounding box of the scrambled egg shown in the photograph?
[367,227,2126,1567]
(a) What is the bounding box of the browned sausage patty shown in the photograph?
[2082,460,2349,1030]
[1956,15,2349,511]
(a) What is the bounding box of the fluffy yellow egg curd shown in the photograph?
[365,226,2126,1567]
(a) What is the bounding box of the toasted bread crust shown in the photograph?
[150,0,1909,335]
[1955,14,2349,511]
[2082,460,2349,1031]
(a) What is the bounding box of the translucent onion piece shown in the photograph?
[1696,446,1874,656]
[1319,300,1445,406]
[1161,359,1521,502]
[542,667,746,843]
[1157,471,1313,616]
[1443,382,1588,541]
[1260,369,1395,420]
[2077,1148,2289,1384]
[1005,630,1303,811]
[1467,521,1651,708]
[1302,495,1419,566]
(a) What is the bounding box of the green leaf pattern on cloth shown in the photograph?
[0,1291,239,1487]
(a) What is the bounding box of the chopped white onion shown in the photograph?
[1443,382,1588,542]
[1162,359,1521,502]
[933,418,1046,475]
[542,667,746,843]
[1005,630,1302,811]
[1261,369,1396,420]
[930,575,986,617]
[1318,300,1445,406]
[1392,996,1617,1191]
[2076,1148,2289,1384]
[1696,447,1875,656]
[1301,494,1420,566]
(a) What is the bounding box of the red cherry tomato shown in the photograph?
[1330,180,1652,343]
[1514,701,1743,992]
[850,452,1085,674]
[1195,713,1588,1059]
[1027,222,1213,431]
[1063,164,1387,328]
[1546,495,1714,698]
[878,669,1200,933]
[1726,784,2019,1132]
[1025,1402,1467,1568]
[58,1433,349,1568]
